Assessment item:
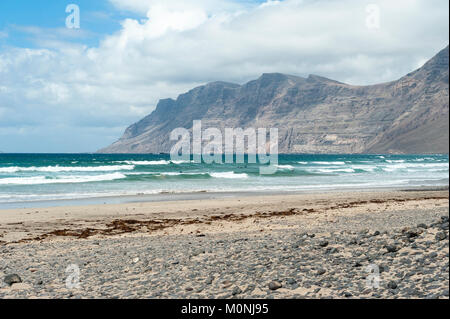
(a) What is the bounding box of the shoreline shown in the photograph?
[0,188,448,245]
[1,185,448,210]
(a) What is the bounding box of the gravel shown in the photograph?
[0,209,448,299]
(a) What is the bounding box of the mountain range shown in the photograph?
[99,46,449,154]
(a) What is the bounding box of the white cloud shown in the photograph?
[0,0,448,152]
[109,0,247,15]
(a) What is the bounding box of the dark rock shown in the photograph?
[232,286,242,296]
[319,241,329,248]
[205,276,214,285]
[428,252,438,259]
[387,281,398,290]
[196,286,205,293]
[404,229,421,239]
[435,232,447,241]
[268,281,282,291]
[286,278,297,285]
[329,247,339,254]
[385,245,398,253]
[4,274,22,286]
[317,269,327,275]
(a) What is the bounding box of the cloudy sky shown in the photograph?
[0,0,448,153]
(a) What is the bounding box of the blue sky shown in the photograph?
[0,0,448,153]
[0,0,140,48]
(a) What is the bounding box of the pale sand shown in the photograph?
[0,189,448,244]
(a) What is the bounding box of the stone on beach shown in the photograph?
[268,281,282,291]
[319,241,329,247]
[435,232,447,241]
[4,274,22,286]
[385,245,398,253]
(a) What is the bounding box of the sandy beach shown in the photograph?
[0,189,448,299]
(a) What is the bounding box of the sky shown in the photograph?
[0,0,448,153]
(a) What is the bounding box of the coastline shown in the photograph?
[0,184,448,210]
[0,188,448,299]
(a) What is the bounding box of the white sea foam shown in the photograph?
[171,160,192,164]
[275,165,295,170]
[0,173,126,185]
[350,165,377,172]
[0,165,134,173]
[159,172,208,176]
[382,162,449,172]
[312,161,346,165]
[117,160,191,165]
[210,172,249,179]
[315,168,356,173]
[119,160,169,165]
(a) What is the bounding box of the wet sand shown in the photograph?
[0,189,447,244]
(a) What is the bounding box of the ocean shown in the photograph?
[0,154,448,208]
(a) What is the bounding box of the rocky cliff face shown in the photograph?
[99,46,449,154]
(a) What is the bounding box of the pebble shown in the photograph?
[268,281,282,291]
[4,274,22,286]
[385,245,398,253]
[232,286,242,295]
[286,278,297,285]
[222,280,233,289]
[317,269,327,275]
[0,214,447,299]
[387,281,398,290]
[319,241,329,248]
[435,232,447,241]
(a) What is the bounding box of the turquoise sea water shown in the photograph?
[0,154,448,208]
